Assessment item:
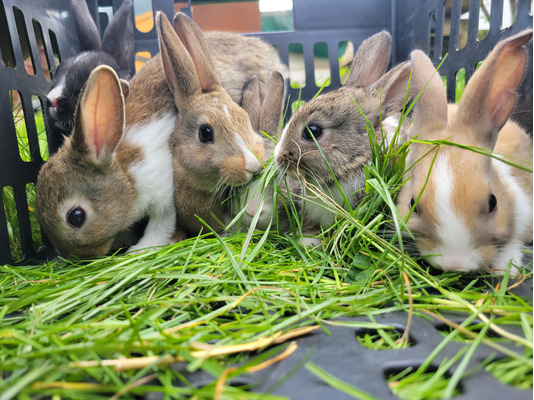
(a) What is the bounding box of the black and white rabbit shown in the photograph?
[44,0,134,140]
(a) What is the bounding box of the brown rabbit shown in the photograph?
[156,12,268,236]
[36,65,176,258]
[274,31,411,239]
[396,30,533,276]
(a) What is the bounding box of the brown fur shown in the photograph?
[156,12,267,236]
[228,71,295,231]
[275,31,411,229]
[125,32,287,128]
[36,66,138,258]
[397,30,533,274]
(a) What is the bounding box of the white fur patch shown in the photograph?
[381,115,402,146]
[235,179,274,229]
[274,124,290,165]
[47,76,66,102]
[235,134,261,175]
[490,158,531,273]
[74,52,91,65]
[425,156,481,271]
[125,112,176,248]
[493,159,531,241]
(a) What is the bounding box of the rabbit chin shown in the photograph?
[422,250,483,273]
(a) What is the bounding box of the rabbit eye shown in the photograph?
[410,198,419,214]
[67,207,86,228]
[302,123,323,141]
[199,124,214,143]
[488,193,497,213]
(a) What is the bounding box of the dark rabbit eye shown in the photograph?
[410,198,418,214]
[302,123,323,141]
[199,124,214,143]
[67,207,86,228]
[488,193,497,213]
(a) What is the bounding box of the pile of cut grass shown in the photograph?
[1,87,532,399]
[1,225,531,399]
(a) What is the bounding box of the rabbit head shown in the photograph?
[396,29,533,275]
[274,31,411,226]
[36,65,136,258]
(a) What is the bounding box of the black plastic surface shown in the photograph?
[145,285,532,400]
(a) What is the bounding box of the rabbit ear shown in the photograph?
[241,75,261,131]
[260,71,285,135]
[371,61,412,118]
[72,66,125,164]
[157,12,203,108]
[102,0,134,77]
[346,31,392,88]
[173,12,222,92]
[71,0,102,51]
[410,50,448,137]
[454,29,532,149]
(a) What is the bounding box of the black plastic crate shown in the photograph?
[0,1,532,399]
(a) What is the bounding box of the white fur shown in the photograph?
[490,158,531,274]
[424,156,481,272]
[235,135,262,175]
[304,173,366,227]
[126,113,176,251]
[233,179,274,230]
[74,52,91,65]
[381,115,405,146]
[273,123,290,163]
[47,76,66,103]
[494,159,531,242]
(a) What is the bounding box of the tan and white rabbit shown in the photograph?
[396,29,533,275]
[36,65,175,258]
[274,31,411,234]
[155,12,268,236]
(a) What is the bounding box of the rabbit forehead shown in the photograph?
[183,92,254,138]
[291,89,379,130]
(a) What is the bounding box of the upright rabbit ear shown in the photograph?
[371,61,412,118]
[259,71,285,136]
[71,0,102,51]
[454,29,532,149]
[173,12,221,92]
[72,66,125,165]
[410,50,448,137]
[241,75,261,131]
[157,12,204,108]
[102,0,134,78]
[346,31,392,88]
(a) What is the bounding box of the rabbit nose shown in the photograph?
[277,149,293,166]
[48,96,59,108]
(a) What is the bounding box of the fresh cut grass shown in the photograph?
[1,80,532,400]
